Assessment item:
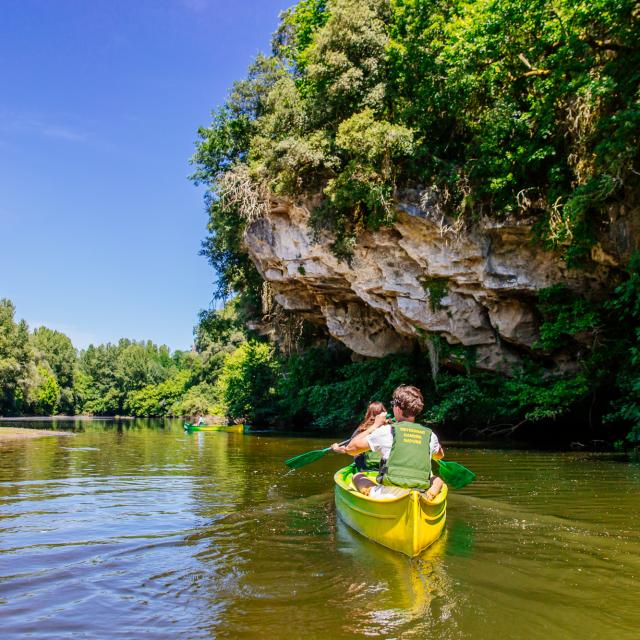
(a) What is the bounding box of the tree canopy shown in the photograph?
[193,0,640,278]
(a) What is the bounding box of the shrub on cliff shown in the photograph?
[193,0,640,274]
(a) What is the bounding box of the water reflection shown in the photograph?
[333,515,468,637]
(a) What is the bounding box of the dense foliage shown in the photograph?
[0,300,31,414]
[0,298,279,423]
[3,267,639,441]
[605,254,640,445]
[0,299,209,418]
[193,0,639,278]
[189,0,640,444]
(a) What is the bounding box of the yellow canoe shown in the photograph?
[183,423,246,433]
[334,465,447,557]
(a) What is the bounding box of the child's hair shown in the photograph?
[391,385,424,417]
[356,401,387,433]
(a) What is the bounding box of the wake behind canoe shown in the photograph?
[334,465,447,557]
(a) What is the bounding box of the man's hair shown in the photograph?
[392,385,424,417]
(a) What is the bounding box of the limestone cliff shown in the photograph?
[243,192,637,372]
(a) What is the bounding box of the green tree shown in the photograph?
[172,382,219,417]
[606,253,640,445]
[0,299,32,414]
[76,340,175,415]
[115,342,168,396]
[216,340,279,422]
[31,326,77,412]
[31,326,76,387]
[77,343,122,414]
[194,300,248,383]
[33,365,60,415]
[126,370,191,416]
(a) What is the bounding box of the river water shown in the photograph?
[0,419,638,639]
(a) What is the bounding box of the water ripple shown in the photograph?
[1,425,639,639]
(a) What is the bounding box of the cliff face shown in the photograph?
[243,193,637,372]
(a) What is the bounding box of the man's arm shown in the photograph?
[331,436,368,456]
[344,431,371,455]
[430,432,445,460]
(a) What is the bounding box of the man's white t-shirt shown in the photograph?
[367,423,440,460]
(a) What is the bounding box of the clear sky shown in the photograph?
[0,0,288,350]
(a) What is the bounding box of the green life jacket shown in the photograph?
[355,449,381,471]
[352,423,382,471]
[380,421,432,489]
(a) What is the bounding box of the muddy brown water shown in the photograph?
[1,419,639,639]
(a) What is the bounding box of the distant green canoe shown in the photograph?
[183,423,247,433]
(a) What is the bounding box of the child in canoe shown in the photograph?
[349,401,387,472]
[331,385,445,501]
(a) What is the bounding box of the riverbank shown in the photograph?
[0,427,74,440]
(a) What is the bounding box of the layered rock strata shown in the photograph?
[243,194,632,372]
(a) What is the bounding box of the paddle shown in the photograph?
[283,429,476,488]
[432,458,476,489]
[285,439,350,469]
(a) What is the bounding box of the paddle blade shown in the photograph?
[285,447,331,469]
[433,459,476,489]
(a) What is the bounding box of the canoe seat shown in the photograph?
[347,479,411,501]
[369,486,411,501]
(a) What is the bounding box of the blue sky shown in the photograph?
[0,0,288,350]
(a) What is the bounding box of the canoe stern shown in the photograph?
[334,466,447,557]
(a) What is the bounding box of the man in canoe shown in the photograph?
[331,385,445,501]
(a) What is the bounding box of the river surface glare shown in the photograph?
[0,419,639,639]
